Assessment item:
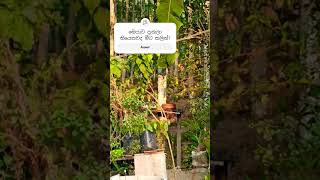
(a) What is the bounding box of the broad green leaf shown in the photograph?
[146,54,153,61]
[145,62,153,73]
[94,7,108,38]
[136,58,142,65]
[157,56,167,68]
[83,0,100,15]
[156,0,184,31]
[111,64,121,78]
[157,53,178,68]
[165,52,179,65]
[139,64,148,79]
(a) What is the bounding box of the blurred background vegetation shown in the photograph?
[0,0,108,179]
[213,0,320,179]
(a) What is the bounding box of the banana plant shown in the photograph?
[156,0,184,68]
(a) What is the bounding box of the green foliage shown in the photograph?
[111,148,125,162]
[41,111,94,152]
[133,54,155,80]
[0,7,34,50]
[83,0,100,15]
[182,143,196,168]
[253,94,320,179]
[156,0,184,30]
[126,139,141,155]
[156,0,183,67]
[157,53,179,69]
[146,119,170,139]
[111,57,125,78]
[182,97,210,150]
[94,7,108,38]
[122,113,146,136]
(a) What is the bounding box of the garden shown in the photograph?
[110,0,210,179]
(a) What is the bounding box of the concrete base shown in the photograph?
[134,152,167,179]
[167,169,209,180]
[111,175,164,180]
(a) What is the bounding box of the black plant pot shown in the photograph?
[123,135,133,154]
[140,130,158,152]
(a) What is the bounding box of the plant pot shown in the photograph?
[161,103,176,111]
[140,130,158,152]
[161,103,176,119]
[192,150,208,168]
[123,135,133,154]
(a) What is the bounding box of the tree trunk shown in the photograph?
[54,26,62,54]
[120,0,129,82]
[66,1,76,70]
[110,0,116,56]
[37,23,50,66]
[126,0,129,21]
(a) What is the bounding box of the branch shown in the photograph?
[177,30,210,42]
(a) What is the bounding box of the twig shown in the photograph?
[146,108,159,121]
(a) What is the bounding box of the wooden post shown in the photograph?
[176,118,181,168]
